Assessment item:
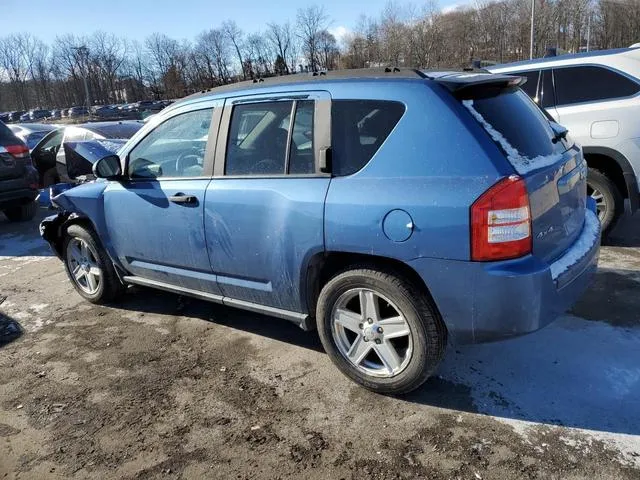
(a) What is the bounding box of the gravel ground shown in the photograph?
[1,207,639,479]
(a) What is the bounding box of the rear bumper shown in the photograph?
[0,172,38,207]
[409,210,601,344]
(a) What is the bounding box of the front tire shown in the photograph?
[316,267,446,394]
[63,224,125,304]
[587,168,623,239]
[3,200,37,222]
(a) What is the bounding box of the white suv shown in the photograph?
[489,47,640,237]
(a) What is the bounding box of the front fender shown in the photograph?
[39,211,85,258]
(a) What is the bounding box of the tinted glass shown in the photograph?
[554,65,640,106]
[25,131,50,149]
[92,122,143,139]
[128,108,212,178]
[540,69,555,108]
[468,89,561,158]
[518,70,540,99]
[331,100,405,176]
[289,101,315,174]
[226,101,293,175]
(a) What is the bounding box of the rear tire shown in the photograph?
[316,267,446,395]
[3,200,37,222]
[587,168,623,240]
[63,224,125,304]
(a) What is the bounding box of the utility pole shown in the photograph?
[529,0,535,59]
[586,11,592,52]
[73,45,91,112]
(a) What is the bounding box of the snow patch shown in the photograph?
[462,99,563,175]
[549,209,600,279]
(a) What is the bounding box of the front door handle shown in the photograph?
[169,193,197,205]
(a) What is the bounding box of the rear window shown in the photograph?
[331,100,405,176]
[91,122,142,139]
[462,89,564,173]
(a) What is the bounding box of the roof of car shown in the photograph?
[10,123,59,133]
[178,68,427,103]
[491,47,640,70]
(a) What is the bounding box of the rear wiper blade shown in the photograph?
[550,122,569,144]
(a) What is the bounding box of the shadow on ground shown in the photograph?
[0,311,23,348]
[0,209,52,257]
[116,267,640,437]
[118,286,324,353]
[406,263,640,436]
[607,211,640,247]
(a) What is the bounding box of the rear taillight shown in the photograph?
[5,144,29,159]
[471,175,532,261]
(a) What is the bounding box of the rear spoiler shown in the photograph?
[422,71,525,93]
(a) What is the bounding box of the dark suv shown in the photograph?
[0,121,39,221]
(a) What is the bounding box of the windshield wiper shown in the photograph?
[550,123,569,144]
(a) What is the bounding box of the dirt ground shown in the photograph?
[1,208,639,479]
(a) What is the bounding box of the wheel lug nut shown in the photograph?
[358,323,363,329]
[375,339,381,344]
[367,318,373,324]
[363,336,369,342]
[377,327,383,333]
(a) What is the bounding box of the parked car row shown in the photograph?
[0,119,142,222]
[0,100,173,124]
[39,65,605,395]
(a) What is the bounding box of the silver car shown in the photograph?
[489,47,640,237]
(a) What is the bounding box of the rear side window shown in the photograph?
[554,66,640,106]
[226,100,315,176]
[540,69,555,108]
[331,100,405,176]
[462,89,564,173]
[518,70,539,99]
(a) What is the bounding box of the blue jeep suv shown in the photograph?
[40,69,600,394]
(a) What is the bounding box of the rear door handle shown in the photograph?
[169,193,197,205]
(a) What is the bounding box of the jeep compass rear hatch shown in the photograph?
[431,72,587,264]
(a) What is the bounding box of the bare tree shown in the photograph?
[296,5,329,71]
[90,32,127,103]
[195,29,232,85]
[266,22,294,74]
[0,34,39,109]
[2,0,640,111]
[222,20,246,80]
[316,30,339,69]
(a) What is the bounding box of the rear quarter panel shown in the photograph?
[324,80,511,262]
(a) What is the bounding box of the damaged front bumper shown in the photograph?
[39,212,68,258]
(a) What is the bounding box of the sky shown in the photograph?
[2,0,467,45]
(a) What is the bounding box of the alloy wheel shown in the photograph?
[588,185,607,222]
[331,288,413,378]
[66,238,102,295]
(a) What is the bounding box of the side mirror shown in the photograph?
[93,155,122,179]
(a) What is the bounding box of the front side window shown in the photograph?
[225,100,316,175]
[554,65,640,106]
[128,108,213,179]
